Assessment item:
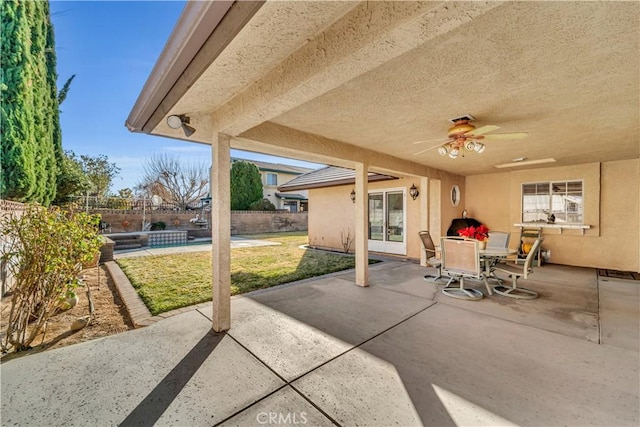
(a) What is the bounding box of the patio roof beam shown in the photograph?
[236,122,460,180]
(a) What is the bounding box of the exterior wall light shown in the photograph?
[409,183,419,200]
[167,114,196,137]
[350,189,356,203]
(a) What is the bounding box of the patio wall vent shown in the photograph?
[448,114,475,124]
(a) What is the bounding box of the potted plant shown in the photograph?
[457,224,490,249]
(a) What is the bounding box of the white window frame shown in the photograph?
[521,180,584,224]
[283,200,298,212]
[367,187,407,255]
[265,173,277,186]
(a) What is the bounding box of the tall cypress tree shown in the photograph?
[1,0,59,204]
[43,0,61,204]
[1,0,36,201]
[230,161,264,210]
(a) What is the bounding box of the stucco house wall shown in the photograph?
[308,175,466,258]
[465,159,639,271]
[307,159,638,272]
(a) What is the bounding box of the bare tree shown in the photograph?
[136,154,209,210]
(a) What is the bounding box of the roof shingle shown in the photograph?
[278,166,397,192]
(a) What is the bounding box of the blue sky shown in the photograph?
[50,1,323,193]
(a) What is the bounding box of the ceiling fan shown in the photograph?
[413,114,528,159]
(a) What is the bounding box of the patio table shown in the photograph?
[479,247,517,283]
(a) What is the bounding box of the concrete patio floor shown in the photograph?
[1,261,638,426]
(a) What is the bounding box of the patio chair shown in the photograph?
[486,231,511,283]
[419,230,444,281]
[487,231,510,249]
[493,238,542,299]
[99,221,111,234]
[440,237,492,300]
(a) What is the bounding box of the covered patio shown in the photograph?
[2,262,638,425]
[126,0,639,333]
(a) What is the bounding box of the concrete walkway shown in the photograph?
[1,262,638,426]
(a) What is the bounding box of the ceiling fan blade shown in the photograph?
[412,138,446,145]
[482,132,529,140]
[413,145,441,156]
[465,125,500,136]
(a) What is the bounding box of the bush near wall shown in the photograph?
[1,204,102,352]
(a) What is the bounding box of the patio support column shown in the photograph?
[355,161,369,286]
[429,179,442,244]
[419,177,429,266]
[211,133,231,332]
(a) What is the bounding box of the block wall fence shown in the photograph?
[95,210,308,235]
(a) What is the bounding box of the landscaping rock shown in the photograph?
[70,316,90,332]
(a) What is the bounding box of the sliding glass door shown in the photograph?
[368,189,406,255]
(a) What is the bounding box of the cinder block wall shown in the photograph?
[230,211,307,235]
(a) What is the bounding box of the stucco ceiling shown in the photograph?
[149,1,639,177]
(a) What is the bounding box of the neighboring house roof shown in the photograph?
[278,166,397,192]
[231,157,315,175]
[275,192,307,201]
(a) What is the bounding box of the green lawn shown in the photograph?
[116,232,378,315]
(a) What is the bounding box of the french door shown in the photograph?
[368,189,406,255]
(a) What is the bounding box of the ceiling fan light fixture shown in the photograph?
[464,140,476,151]
[413,116,527,160]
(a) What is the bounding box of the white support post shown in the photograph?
[355,162,369,287]
[211,133,231,332]
[419,177,429,266]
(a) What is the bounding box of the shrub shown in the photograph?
[230,161,263,210]
[0,204,102,352]
[249,198,276,211]
[150,221,166,231]
[105,196,129,210]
